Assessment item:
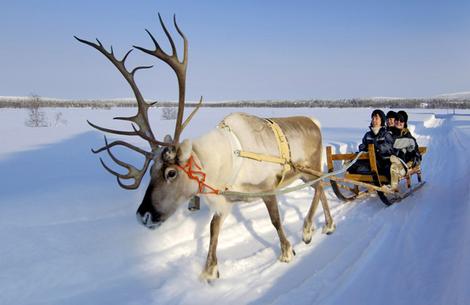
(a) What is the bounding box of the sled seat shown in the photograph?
[327,145,427,186]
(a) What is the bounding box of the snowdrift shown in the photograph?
[0,108,469,305]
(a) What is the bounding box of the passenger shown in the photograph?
[349,109,394,176]
[386,110,397,131]
[389,111,422,190]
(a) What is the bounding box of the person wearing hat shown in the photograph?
[349,109,394,175]
[396,110,408,127]
[389,110,422,191]
[386,110,397,132]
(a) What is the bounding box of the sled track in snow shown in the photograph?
[2,109,470,305]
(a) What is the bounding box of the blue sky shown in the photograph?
[1,0,469,100]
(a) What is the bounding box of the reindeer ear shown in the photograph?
[163,134,173,144]
[177,139,192,163]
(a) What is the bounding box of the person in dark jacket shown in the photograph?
[349,109,394,176]
[386,110,397,132]
[389,110,422,190]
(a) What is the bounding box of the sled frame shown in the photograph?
[326,144,427,205]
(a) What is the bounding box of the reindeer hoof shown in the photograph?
[302,221,316,244]
[199,266,220,282]
[279,245,294,263]
[322,223,336,235]
[302,228,314,244]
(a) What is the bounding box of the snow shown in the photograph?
[0,107,469,305]
[361,96,406,101]
[434,91,470,100]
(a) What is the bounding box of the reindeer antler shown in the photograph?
[133,13,188,144]
[75,13,196,189]
[73,36,170,149]
[94,136,154,189]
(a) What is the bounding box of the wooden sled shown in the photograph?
[325,144,427,206]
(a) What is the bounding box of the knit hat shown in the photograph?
[386,110,397,119]
[371,109,386,126]
[396,110,408,128]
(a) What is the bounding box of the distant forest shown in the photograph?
[1,96,469,109]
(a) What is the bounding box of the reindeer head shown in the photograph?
[75,14,202,229]
[136,138,200,228]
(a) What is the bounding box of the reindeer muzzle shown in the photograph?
[136,211,162,230]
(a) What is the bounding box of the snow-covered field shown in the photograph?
[1,107,469,305]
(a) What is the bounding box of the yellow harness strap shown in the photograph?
[237,151,286,164]
[238,118,292,187]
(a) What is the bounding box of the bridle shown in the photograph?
[176,155,220,195]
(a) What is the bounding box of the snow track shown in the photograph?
[0,108,469,305]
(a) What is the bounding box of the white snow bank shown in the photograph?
[1,108,469,305]
[423,114,445,128]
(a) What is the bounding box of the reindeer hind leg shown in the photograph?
[318,183,336,234]
[302,182,321,244]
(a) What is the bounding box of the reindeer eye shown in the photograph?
[164,167,178,181]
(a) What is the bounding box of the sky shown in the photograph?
[1,0,470,101]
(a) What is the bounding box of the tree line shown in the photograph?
[1,96,469,109]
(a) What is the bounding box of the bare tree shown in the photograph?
[53,111,68,126]
[161,106,177,120]
[25,94,48,127]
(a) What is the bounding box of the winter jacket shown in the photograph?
[391,128,421,166]
[358,126,394,159]
[355,126,394,175]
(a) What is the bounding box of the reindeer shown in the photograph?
[75,14,335,281]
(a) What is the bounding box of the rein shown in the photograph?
[221,152,364,198]
[176,150,365,198]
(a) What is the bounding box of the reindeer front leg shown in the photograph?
[200,213,226,281]
[262,195,295,263]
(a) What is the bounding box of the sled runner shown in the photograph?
[325,144,427,206]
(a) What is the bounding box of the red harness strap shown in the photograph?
[176,155,220,195]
